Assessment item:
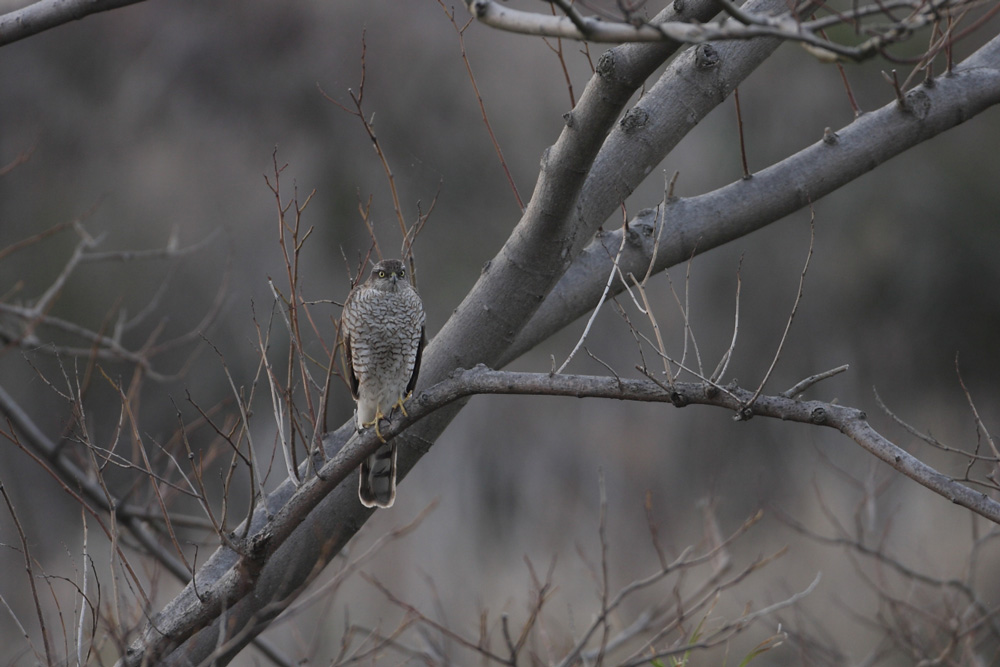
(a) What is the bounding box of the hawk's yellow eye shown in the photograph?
[398,269,405,277]
[377,270,386,278]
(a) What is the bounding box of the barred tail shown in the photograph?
[359,441,397,508]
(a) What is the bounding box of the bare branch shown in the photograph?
[463,0,979,62]
[744,216,815,411]
[623,573,818,667]
[0,0,150,47]
[781,364,850,398]
[710,255,743,383]
[0,223,222,380]
[507,35,1000,364]
[956,355,1000,463]
[437,0,524,211]
[0,482,53,664]
[318,33,408,244]
[557,214,629,374]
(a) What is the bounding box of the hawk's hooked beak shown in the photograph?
[390,273,398,286]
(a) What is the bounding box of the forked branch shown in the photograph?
[464,0,988,63]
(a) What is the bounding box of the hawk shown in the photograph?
[341,258,426,508]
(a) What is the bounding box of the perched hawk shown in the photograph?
[341,259,425,508]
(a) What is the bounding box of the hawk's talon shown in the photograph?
[359,409,389,443]
[393,394,411,418]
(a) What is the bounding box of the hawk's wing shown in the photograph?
[406,327,425,397]
[343,319,360,400]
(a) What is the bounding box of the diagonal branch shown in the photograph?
[0,0,151,48]
[464,0,975,61]
[504,33,1000,364]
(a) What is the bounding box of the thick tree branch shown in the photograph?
[569,0,796,259]
[424,0,722,384]
[438,0,789,375]
[0,0,149,47]
[504,33,1000,363]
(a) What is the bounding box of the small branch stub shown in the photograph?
[695,43,720,69]
[670,389,689,407]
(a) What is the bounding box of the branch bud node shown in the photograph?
[596,50,616,79]
[695,44,720,69]
[620,107,649,134]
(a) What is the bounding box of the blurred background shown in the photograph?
[2,0,1000,663]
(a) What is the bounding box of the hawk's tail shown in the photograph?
[359,441,397,508]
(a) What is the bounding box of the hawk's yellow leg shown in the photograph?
[392,392,413,418]
[359,407,389,443]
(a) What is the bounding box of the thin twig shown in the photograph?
[555,509,766,667]
[204,336,271,528]
[734,86,751,179]
[0,483,52,664]
[594,469,611,667]
[955,355,1000,462]
[710,255,743,383]
[557,214,629,374]
[317,32,407,239]
[438,0,524,210]
[542,1,578,108]
[780,364,850,398]
[360,574,511,664]
[630,274,674,385]
[744,214,815,413]
[662,250,705,378]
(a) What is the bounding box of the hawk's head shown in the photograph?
[369,259,407,291]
